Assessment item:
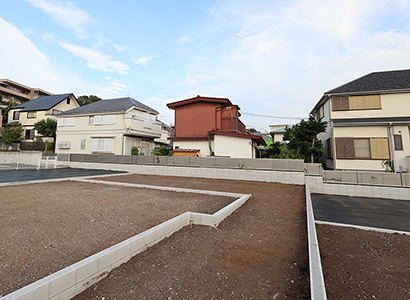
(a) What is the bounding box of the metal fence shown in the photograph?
[67,153,307,172]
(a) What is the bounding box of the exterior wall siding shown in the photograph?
[172,140,210,157]
[174,102,219,138]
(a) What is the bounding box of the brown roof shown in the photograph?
[167,95,232,109]
[171,149,201,153]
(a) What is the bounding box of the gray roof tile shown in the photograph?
[326,69,410,94]
[13,93,73,112]
[60,97,158,116]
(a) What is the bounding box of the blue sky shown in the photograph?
[2,0,410,131]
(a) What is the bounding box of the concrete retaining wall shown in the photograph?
[306,185,327,300]
[67,161,306,185]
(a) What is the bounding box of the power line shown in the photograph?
[241,112,304,120]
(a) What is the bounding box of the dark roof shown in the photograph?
[167,95,233,109]
[326,69,410,94]
[60,97,159,116]
[12,93,73,112]
[171,149,201,153]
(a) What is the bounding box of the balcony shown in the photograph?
[124,116,162,138]
[221,117,246,133]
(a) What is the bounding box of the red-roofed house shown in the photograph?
[167,95,265,158]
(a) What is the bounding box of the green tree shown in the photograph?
[0,123,24,145]
[261,141,284,158]
[34,119,57,137]
[151,145,171,156]
[77,95,101,106]
[2,99,17,124]
[283,115,327,163]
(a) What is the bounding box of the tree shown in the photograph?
[283,115,327,163]
[261,141,284,158]
[151,145,172,156]
[2,99,17,124]
[34,119,57,137]
[0,123,24,145]
[77,95,101,106]
[131,146,139,155]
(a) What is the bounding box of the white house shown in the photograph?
[56,97,169,155]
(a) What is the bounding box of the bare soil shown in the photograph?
[317,224,410,300]
[74,174,309,299]
[0,180,233,296]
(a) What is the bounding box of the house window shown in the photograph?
[336,137,389,159]
[325,138,332,159]
[91,138,113,153]
[317,105,324,120]
[27,112,37,119]
[67,97,71,105]
[354,138,370,158]
[394,134,403,150]
[13,111,20,120]
[93,115,115,125]
[332,96,349,111]
[80,139,86,150]
[57,117,75,127]
[25,129,34,139]
[332,95,381,111]
[89,116,94,126]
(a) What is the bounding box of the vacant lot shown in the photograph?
[74,174,309,299]
[317,224,410,300]
[0,180,233,296]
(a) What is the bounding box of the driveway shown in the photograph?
[311,193,410,232]
[0,168,126,183]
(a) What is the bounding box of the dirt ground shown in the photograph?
[0,180,233,296]
[74,174,309,300]
[317,224,410,300]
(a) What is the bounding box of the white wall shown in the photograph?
[213,135,253,158]
[172,140,210,156]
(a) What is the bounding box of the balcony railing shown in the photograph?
[221,117,246,133]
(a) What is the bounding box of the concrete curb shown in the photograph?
[306,185,327,300]
[315,220,410,236]
[1,181,250,300]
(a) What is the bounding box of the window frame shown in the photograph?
[394,134,403,151]
[27,111,37,119]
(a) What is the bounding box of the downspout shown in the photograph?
[387,122,396,172]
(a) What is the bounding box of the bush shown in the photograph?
[0,123,23,145]
[151,145,171,156]
[131,146,139,155]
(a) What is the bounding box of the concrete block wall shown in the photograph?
[67,161,306,185]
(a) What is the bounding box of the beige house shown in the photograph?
[269,124,289,142]
[7,93,79,140]
[312,69,410,172]
[56,97,168,155]
[0,79,53,104]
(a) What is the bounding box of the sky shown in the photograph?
[2,0,410,132]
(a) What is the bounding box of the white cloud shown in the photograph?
[0,17,65,93]
[24,0,91,38]
[60,42,130,74]
[177,35,191,44]
[132,55,154,65]
[91,80,128,99]
[113,44,126,52]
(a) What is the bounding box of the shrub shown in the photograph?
[131,146,139,155]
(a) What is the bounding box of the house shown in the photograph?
[0,79,53,104]
[311,69,410,171]
[167,95,265,158]
[56,97,168,155]
[7,93,79,140]
[269,124,290,142]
